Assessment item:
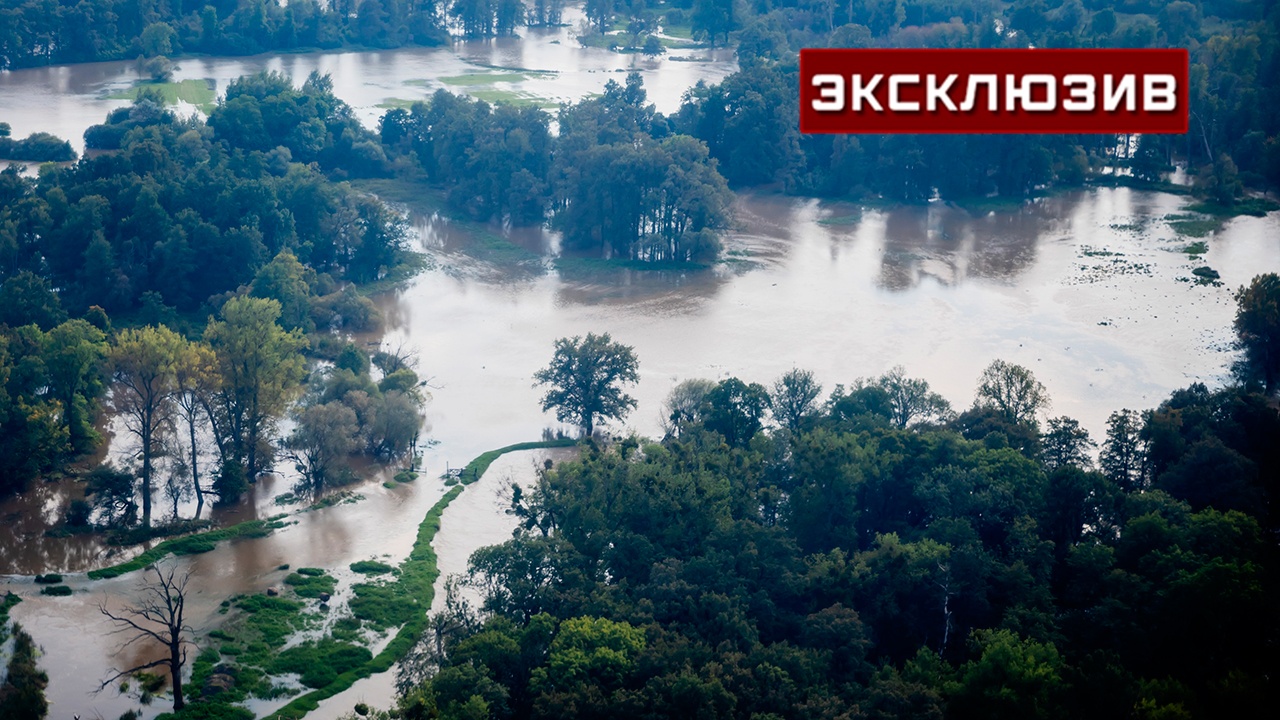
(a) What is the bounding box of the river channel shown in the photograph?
[2,8,1279,720]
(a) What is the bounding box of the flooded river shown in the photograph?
[3,8,1280,720]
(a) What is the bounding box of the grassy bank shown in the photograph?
[87,516,289,580]
[262,438,576,719]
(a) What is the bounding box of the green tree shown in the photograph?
[975,359,1050,427]
[1232,273,1280,395]
[43,319,108,453]
[533,333,639,437]
[204,296,306,494]
[1100,408,1145,491]
[109,325,186,528]
[290,400,360,494]
[770,368,823,432]
[1041,416,1095,471]
[951,629,1066,720]
[876,365,953,428]
[174,338,219,517]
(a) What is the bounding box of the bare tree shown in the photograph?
[98,565,194,712]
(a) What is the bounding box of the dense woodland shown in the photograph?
[395,278,1280,720]
[0,74,424,532]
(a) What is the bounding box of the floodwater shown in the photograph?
[3,8,1280,720]
[0,7,736,154]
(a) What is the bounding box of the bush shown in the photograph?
[40,585,73,596]
[349,560,394,575]
[34,573,64,584]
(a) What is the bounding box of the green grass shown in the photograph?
[263,439,577,720]
[459,438,578,485]
[1186,197,1280,217]
[1165,213,1220,237]
[40,585,73,596]
[439,72,555,85]
[284,570,336,599]
[87,516,289,580]
[375,97,418,110]
[464,88,561,109]
[34,573,63,584]
[350,560,395,575]
[108,79,217,113]
[1180,240,1209,255]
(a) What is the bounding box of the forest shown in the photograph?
[393,276,1280,720]
[0,73,424,532]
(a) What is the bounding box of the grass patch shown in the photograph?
[1185,196,1280,217]
[394,470,418,483]
[284,570,335,599]
[308,490,364,510]
[107,79,217,113]
[40,585,73,596]
[1180,240,1209,255]
[350,560,395,575]
[34,573,63,584]
[1166,213,1220,237]
[463,87,561,109]
[439,72,555,85]
[88,516,289,580]
[458,438,578,485]
[376,97,418,110]
[272,639,373,689]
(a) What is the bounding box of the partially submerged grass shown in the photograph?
[1186,197,1280,217]
[1165,213,1220,237]
[284,570,336,599]
[263,439,576,720]
[463,87,561,109]
[40,584,73,596]
[439,72,556,85]
[350,560,395,575]
[88,516,289,580]
[107,79,217,113]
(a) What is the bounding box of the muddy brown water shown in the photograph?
[3,10,1280,719]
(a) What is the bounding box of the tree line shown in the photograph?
[389,272,1280,720]
[604,0,1278,201]
[0,0,450,70]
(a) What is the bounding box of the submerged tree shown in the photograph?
[534,333,639,437]
[98,565,194,712]
[203,297,306,496]
[109,325,186,529]
[1233,273,1280,395]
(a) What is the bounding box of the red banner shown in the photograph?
[799,49,1189,134]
